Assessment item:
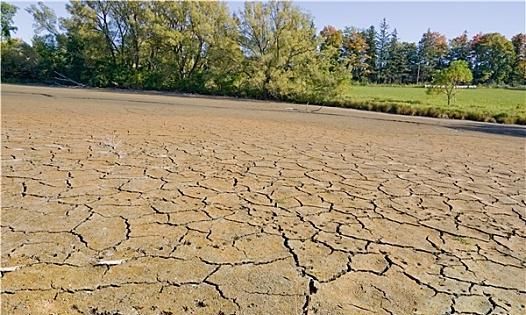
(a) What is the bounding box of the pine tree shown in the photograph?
[362,25,377,82]
[385,28,399,83]
[402,42,419,83]
[375,18,391,83]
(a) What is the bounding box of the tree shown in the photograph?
[319,25,343,75]
[362,25,377,82]
[58,2,105,86]
[319,25,348,84]
[62,1,125,86]
[384,28,399,83]
[382,40,420,84]
[342,27,370,82]
[297,40,350,104]
[375,18,390,83]
[427,60,473,105]
[25,2,67,82]
[511,33,526,85]
[400,42,419,83]
[61,1,152,87]
[418,29,448,83]
[238,1,318,99]
[448,31,471,62]
[1,2,17,41]
[1,39,39,81]
[320,25,342,49]
[145,1,241,91]
[26,2,59,36]
[471,32,515,84]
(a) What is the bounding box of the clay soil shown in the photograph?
[1,84,525,314]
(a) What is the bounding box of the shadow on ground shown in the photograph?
[448,124,526,138]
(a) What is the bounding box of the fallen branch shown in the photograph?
[53,71,86,87]
[308,106,323,113]
[95,259,126,266]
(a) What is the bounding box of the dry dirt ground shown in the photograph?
[1,84,525,315]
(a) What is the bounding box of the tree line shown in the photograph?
[325,20,525,86]
[1,1,525,104]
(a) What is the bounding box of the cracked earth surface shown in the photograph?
[1,84,525,315]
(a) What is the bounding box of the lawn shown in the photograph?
[336,86,526,124]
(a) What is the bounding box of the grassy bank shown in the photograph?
[330,86,526,124]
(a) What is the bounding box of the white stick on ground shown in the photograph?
[0,266,20,273]
[95,259,126,266]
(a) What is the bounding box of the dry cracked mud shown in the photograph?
[1,84,525,315]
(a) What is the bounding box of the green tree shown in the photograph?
[384,31,421,84]
[448,31,471,62]
[1,2,17,41]
[400,42,419,83]
[375,18,390,83]
[26,2,59,36]
[511,33,526,85]
[418,29,448,83]
[145,1,241,92]
[26,2,68,82]
[1,39,39,81]
[60,1,242,91]
[62,1,149,87]
[362,25,377,82]
[62,1,123,86]
[342,27,370,82]
[319,25,348,84]
[384,28,399,83]
[471,33,515,84]
[238,1,316,99]
[296,41,350,104]
[427,60,473,105]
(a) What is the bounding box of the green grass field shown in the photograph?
[336,86,526,124]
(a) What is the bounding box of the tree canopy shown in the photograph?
[427,60,473,105]
[1,2,18,40]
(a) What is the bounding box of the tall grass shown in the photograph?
[332,86,526,124]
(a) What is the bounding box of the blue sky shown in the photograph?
[10,1,525,44]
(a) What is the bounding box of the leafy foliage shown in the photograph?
[341,27,370,82]
[472,33,515,84]
[511,33,526,85]
[236,1,345,100]
[1,39,39,80]
[427,60,473,105]
[417,29,448,83]
[1,2,17,40]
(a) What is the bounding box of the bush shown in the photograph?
[1,39,40,81]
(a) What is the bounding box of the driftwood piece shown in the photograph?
[53,71,86,87]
